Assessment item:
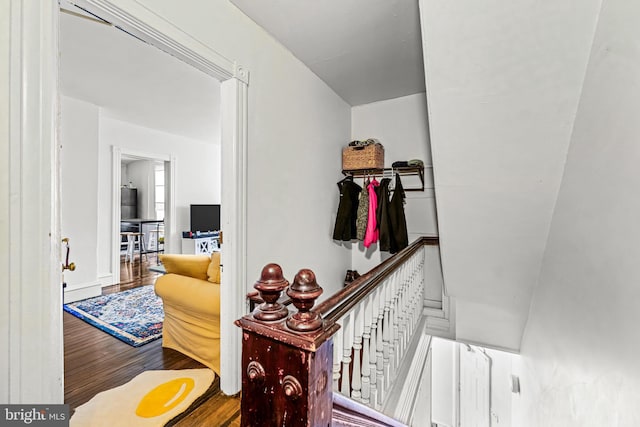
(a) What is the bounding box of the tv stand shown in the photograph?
[181,232,220,255]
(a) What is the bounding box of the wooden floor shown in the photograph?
[64,256,240,426]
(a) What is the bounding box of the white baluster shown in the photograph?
[361,294,372,404]
[415,252,423,326]
[376,287,385,408]
[411,252,423,334]
[392,273,400,376]
[406,266,413,346]
[351,305,364,401]
[416,252,425,336]
[404,261,412,352]
[409,262,418,342]
[333,320,343,393]
[326,243,434,413]
[391,277,401,374]
[398,273,408,356]
[369,293,379,407]
[341,313,353,397]
[382,276,392,391]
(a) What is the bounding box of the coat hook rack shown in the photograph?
[342,165,425,191]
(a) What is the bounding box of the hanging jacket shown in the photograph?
[376,178,392,251]
[388,173,408,253]
[332,176,362,241]
[355,178,370,240]
[363,179,380,248]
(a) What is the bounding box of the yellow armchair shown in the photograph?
[155,253,221,375]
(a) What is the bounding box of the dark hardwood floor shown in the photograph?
[64,256,240,426]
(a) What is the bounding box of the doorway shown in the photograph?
[111,149,177,286]
[56,0,248,397]
[59,5,219,408]
[459,344,491,427]
[1,0,249,403]
[116,153,172,285]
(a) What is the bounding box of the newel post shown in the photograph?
[235,264,339,426]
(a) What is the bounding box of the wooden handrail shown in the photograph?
[315,236,438,323]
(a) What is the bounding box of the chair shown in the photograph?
[122,232,147,263]
[147,222,164,249]
[155,252,221,374]
[146,226,164,264]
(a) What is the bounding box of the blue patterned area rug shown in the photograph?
[64,285,163,347]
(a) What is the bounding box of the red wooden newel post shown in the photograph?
[252,263,289,321]
[287,269,323,332]
[235,265,339,427]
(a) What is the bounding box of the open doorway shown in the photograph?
[117,154,169,285]
[58,3,231,410]
[5,0,247,404]
[59,4,222,296]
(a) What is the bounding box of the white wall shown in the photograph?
[60,96,100,289]
[350,93,437,274]
[98,115,221,279]
[351,93,432,166]
[514,0,640,425]
[132,0,353,297]
[419,0,603,351]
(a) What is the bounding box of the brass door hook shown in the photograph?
[62,237,76,272]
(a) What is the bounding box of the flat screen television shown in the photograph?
[190,204,221,232]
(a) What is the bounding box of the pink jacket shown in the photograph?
[363,179,379,248]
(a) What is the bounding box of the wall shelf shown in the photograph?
[342,165,425,191]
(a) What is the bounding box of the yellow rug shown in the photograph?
[70,369,214,427]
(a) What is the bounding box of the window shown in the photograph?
[155,162,165,220]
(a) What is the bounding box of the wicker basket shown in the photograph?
[342,144,384,170]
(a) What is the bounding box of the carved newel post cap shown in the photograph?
[286,269,323,332]
[253,263,289,321]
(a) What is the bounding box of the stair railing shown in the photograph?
[235,236,438,426]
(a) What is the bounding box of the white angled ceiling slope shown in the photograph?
[420,1,602,350]
[59,6,220,142]
[230,0,426,106]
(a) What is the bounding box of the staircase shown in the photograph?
[235,237,445,426]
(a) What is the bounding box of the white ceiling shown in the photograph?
[59,7,220,142]
[230,0,426,106]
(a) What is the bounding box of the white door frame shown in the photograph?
[3,0,248,402]
[2,0,62,404]
[75,0,250,396]
[112,147,176,286]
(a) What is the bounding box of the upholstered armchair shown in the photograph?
[154,252,221,375]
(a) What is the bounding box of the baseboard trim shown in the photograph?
[98,274,114,287]
[423,297,456,339]
[383,318,432,423]
[64,280,102,304]
[424,299,443,310]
